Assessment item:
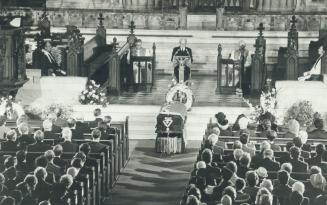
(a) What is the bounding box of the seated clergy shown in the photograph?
[40,41,66,76]
[171,38,193,82]
[127,39,152,84]
[298,45,325,81]
[230,41,252,94]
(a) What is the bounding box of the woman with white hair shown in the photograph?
[284,119,300,138]
[303,173,326,200]
[291,181,310,205]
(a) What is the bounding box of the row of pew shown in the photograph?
[3,117,130,205]
[181,119,327,203]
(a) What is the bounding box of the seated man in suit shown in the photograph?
[103,115,116,135]
[27,130,51,153]
[60,128,78,153]
[171,38,193,82]
[79,143,98,168]
[89,108,102,129]
[17,122,35,150]
[40,41,66,76]
[298,45,325,81]
[67,118,84,140]
[1,130,18,152]
[88,128,106,153]
[33,167,52,203]
[289,146,309,173]
[272,170,292,205]
[319,150,327,174]
[260,149,280,171]
[44,150,61,181]
[42,119,60,142]
[308,118,327,139]
[53,144,68,174]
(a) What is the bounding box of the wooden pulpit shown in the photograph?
[174,55,190,83]
[0,26,28,96]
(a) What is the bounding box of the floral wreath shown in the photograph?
[165,83,194,111]
[0,96,25,120]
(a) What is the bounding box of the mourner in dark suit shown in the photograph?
[289,146,309,173]
[88,128,107,153]
[89,108,103,129]
[308,118,327,139]
[53,144,68,174]
[259,149,280,171]
[67,118,84,140]
[1,130,18,152]
[34,167,52,203]
[27,130,52,153]
[60,128,78,153]
[40,41,66,76]
[171,38,193,82]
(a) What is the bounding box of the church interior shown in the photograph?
[1,0,327,205]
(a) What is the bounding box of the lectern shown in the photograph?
[0,26,28,96]
[174,55,190,83]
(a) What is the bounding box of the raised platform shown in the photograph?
[275,79,327,117]
[47,27,319,76]
[16,70,87,107]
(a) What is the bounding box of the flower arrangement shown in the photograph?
[284,100,314,127]
[25,103,73,120]
[243,88,277,122]
[0,95,25,120]
[79,80,109,106]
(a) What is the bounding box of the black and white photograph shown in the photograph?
[0,0,327,205]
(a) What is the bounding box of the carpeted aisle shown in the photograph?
[105,139,200,205]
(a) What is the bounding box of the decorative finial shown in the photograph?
[98,13,104,27]
[113,37,118,52]
[218,44,222,56]
[258,23,265,36]
[290,15,297,30]
[129,21,135,35]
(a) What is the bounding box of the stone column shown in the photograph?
[270,0,280,11]
[262,0,271,11]
[179,6,187,30]
[257,0,263,11]
[216,7,224,30]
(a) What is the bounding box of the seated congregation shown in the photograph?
[181,112,327,205]
[0,108,129,205]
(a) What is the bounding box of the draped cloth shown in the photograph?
[298,55,322,81]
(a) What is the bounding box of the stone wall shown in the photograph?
[1,7,327,31]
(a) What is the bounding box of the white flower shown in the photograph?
[100,93,105,96]
[90,100,94,104]
[80,96,85,100]
[96,84,100,88]
[90,80,96,85]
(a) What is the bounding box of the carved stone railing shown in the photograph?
[1,6,326,31]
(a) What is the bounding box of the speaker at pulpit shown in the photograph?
[173,55,191,83]
[0,26,28,96]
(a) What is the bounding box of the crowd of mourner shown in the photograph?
[0,108,116,205]
[181,112,327,205]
